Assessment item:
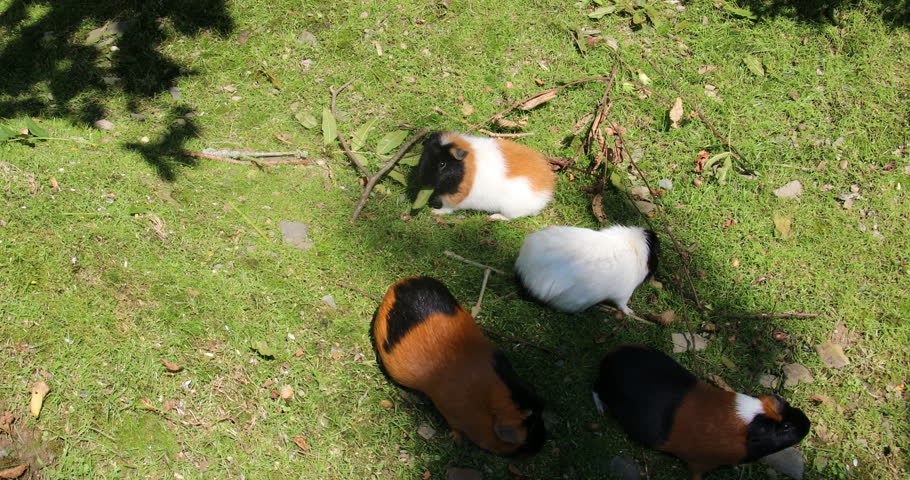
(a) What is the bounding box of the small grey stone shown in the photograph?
[760,447,805,479]
[634,200,655,214]
[672,332,707,353]
[782,363,814,388]
[279,221,314,249]
[447,467,482,480]
[759,373,781,389]
[416,423,436,440]
[630,185,650,198]
[93,119,115,131]
[773,180,803,199]
[102,75,121,85]
[658,178,673,190]
[129,113,146,121]
[169,87,181,99]
[321,295,337,309]
[815,342,849,369]
[608,456,642,480]
[297,30,321,49]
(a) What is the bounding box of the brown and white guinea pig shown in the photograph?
[592,345,810,480]
[370,276,546,456]
[514,225,659,314]
[415,132,556,220]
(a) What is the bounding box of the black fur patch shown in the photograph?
[644,229,660,279]
[416,132,466,196]
[593,345,696,449]
[381,276,459,353]
[492,351,547,457]
[743,399,810,462]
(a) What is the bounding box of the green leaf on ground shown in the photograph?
[375,130,408,155]
[412,188,433,210]
[25,118,48,138]
[743,55,764,76]
[350,119,380,151]
[321,107,336,146]
[252,340,276,357]
[294,112,318,129]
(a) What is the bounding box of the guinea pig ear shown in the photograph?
[494,422,526,445]
[450,147,469,161]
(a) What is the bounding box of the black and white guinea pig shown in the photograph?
[513,225,659,314]
[593,345,811,480]
[415,132,556,220]
[370,276,546,457]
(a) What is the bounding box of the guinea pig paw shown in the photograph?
[430,207,454,215]
[448,430,464,444]
[486,213,511,221]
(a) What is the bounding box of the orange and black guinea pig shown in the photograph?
[592,345,810,480]
[370,276,546,457]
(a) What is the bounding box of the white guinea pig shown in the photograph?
[514,225,659,314]
[415,132,556,220]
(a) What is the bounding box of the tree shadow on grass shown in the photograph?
[0,0,233,180]
[740,0,909,28]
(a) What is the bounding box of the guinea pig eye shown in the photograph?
[439,161,446,171]
[781,422,793,431]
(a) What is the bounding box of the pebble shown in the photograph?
[279,221,314,249]
[93,119,115,131]
[671,332,707,352]
[782,363,814,387]
[815,342,850,369]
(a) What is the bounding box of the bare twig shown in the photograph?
[711,312,822,319]
[479,326,557,355]
[773,163,813,172]
[640,55,743,161]
[471,269,492,317]
[330,80,370,177]
[329,279,382,301]
[595,305,655,326]
[443,250,506,275]
[585,63,619,167]
[350,128,430,222]
[431,106,535,138]
[470,76,613,131]
[180,151,313,166]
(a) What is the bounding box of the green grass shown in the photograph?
[1,0,909,479]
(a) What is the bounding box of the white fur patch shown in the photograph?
[442,133,552,219]
[514,225,651,312]
[735,393,764,424]
[592,391,606,414]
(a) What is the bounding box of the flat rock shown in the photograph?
[782,363,814,387]
[634,200,655,214]
[815,342,849,368]
[773,180,803,199]
[93,119,115,131]
[630,185,650,198]
[447,467,482,480]
[279,221,314,249]
[416,423,436,440]
[608,456,642,480]
[760,447,805,479]
[297,30,321,48]
[658,178,673,190]
[672,332,707,353]
[320,295,337,309]
[759,373,781,389]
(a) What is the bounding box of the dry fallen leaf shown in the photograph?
[49,177,60,193]
[280,385,294,401]
[0,411,14,434]
[518,89,557,110]
[592,193,607,224]
[379,399,393,409]
[30,381,50,418]
[0,464,27,479]
[293,435,309,451]
[492,117,520,128]
[460,103,474,116]
[669,97,683,128]
[161,358,182,372]
[707,374,734,392]
[694,150,709,172]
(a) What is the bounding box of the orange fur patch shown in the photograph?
[439,133,476,205]
[497,139,556,193]
[660,382,748,475]
[372,281,527,455]
[760,396,784,422]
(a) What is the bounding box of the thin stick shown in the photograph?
[584,62,619,162]
[351,128,430,222]
[470,76,613,131]
[711,312,822,319]
[595,305,655,326]
[329,279,382,301]
[773,163,813,172]
[181,151,314,166]
[431,106,535,138]
[479,326,557,355]
[640,55,743,161]
[227,202,270,241]
[443,250,506,275]
[329,80,370,178]
[471,269,492,317]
